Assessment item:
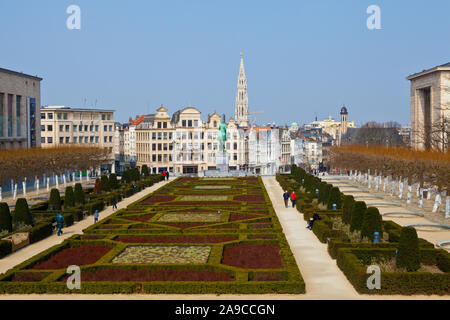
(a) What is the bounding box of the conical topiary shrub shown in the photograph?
[361,207,383,241]
[74,183,85,205]
[319,183,332,205]
[0,202,12,232]
[327,187,342,209]
[12,198,32,227]
[109,173,118,190]
[342,195,355,224]
[396,227,421,272]
[350,201,367,232]
[49,188,62,211]
[64,186,75,209]
[141,165,149,177]
[101,175,110,192]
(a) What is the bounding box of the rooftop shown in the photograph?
[41,106,115,112]
[0,67,43,81]
[407,62,450,80]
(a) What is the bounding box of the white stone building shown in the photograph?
[0,67,42,150]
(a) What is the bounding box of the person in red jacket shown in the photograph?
[162,170,167,179]
[290,191,297,208]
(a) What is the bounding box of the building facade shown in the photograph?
[40,106,115,153]
[408,62,450,151]
[0,68,42,150]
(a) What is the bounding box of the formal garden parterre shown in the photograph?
[0,176,304,294]
[277,166,450,295]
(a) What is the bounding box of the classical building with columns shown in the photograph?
[408,62,450,151]
[0,67,42,150]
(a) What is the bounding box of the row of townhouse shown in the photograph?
[113,105,283,175]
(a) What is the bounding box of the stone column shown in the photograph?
[12,94,17,138]
[2,93,7,138]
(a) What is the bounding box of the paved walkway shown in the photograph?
[1,178,97,208]
[262,176,361,299]
[0,179,170,275]
[322,176,450,249]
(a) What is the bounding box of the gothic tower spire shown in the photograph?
[235,52,249,127]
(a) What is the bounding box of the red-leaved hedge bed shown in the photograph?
[0,177,304,294]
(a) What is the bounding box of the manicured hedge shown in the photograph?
[337,247,450,295]
[29,222,53,244]
[0,176,305,295]
[0,240,12,258]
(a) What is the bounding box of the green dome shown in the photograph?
[291,122,298,127]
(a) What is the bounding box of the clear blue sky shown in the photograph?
[1,0,449,126]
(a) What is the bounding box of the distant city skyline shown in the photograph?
[1,0,449,126]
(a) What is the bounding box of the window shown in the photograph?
[234,142,238,150]
[169,143,173,151]
[95,125,99,132]
[169,133,173,140]
[84,137,88,143]
[57,113,62,120]
[66,137,70,144]
[157,122,162,129]
[163,122,167,129]
[41,137,46,143]
[47,125,53,131]
[60,137,64,144]
[158,143,162,151]
[158,155,162,162]
[48,113,53,119]
[41,113,45,119]
[66,125,70,132]
[104,136,107,143]
[63,113,68,120]
[104,125,107,131]
[102,114,106,120]
[152,155,156,162]
[84,125,88,131]
[109,125,112,131]
[194,120,198,127]
[95,136,99,143]
[163,132,167,140]
[90,136,94,143]
[158,132,162,140]
[73,125,77,132]
[182,120,186,127]
[214,121,217,127]
[79,125,83,132]
[48,137,53,143]
[59,125,64,132]
[234,154,238,161]
[41,125,45,132]
[74,137,77,143]
[90,125,93,132]
[152,132,156,140]
[109,136,112,143]
[163,143,168,151]
[188,120,192,127]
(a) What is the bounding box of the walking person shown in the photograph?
[55,213,65,236]
[290,191,297,208]
[94,210,99,224]
[112,196,117,210]
[166,170,170,181]
[162,170,167,180]
[283,190,290,208]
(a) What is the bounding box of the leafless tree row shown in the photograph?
[329,146,450,193]
[0,147,111,188]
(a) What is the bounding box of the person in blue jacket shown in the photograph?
[283,191,290,208]
[94,210,99,223]
[55,213,65,236]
